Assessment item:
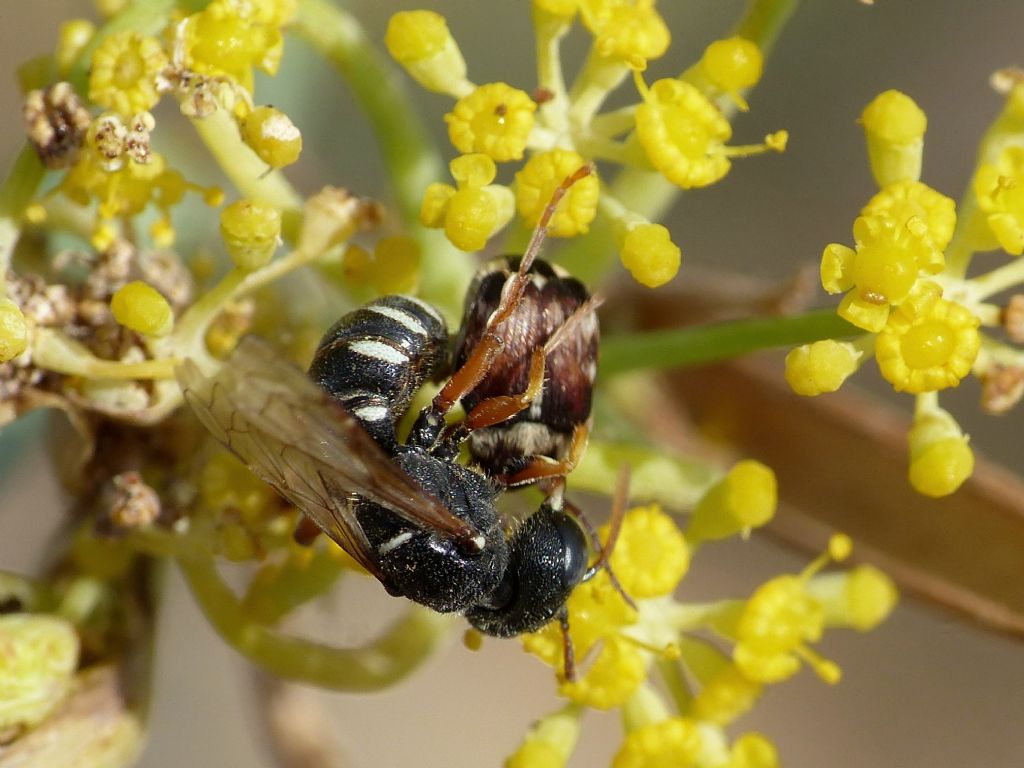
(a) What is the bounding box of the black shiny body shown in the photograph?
[357,450,508,613]
[455,257,598,477]
[304,292,589,635]
[309,295,448,451]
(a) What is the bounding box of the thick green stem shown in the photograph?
[186,108,303,240]
[178,553,453,691]
[601,308,859,376]
[292,0,472,317]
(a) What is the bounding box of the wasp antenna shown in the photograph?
[576,465,636,610]
[558,607,578,682]
[602,463,630,566]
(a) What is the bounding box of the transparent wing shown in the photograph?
[176,337,483,575]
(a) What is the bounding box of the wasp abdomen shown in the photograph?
[309,295,448,449]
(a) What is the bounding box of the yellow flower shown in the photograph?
[729,733,780,768]
[177,0,285,92]
[505,741,565,768]
[862,180,956,252]
[821,214,946,333]
[612,717,703,768]
[860,90,926,187]
[559,635,649,708]
[514,149,599,237]
[505,706,581,768]
[240,106,302,169]
[604,504,688,598]
[56,19,96,75]
[445,82,537,162]
[875,285,981,393]
[974,145,1024,255]
[634,76,731,189]
[784,339,862,396]
[691,663,763,726]
[579,0,670,66]
[534,0,578,21]
[420,154,515,251]
[522,570,637,678]
[807,565,899,631]
[728,535,851,684]
[88,31,167,115]
[57,150,221,248]
[523,505,691,707]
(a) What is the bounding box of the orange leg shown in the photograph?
[441,348,546,446]
[428,163,594,421]
[464,348,546,431]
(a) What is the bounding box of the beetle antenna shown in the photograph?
[488,163,594,332]
[543,294,604,355]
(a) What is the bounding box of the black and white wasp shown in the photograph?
[177,165,625,677]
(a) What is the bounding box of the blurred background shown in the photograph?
[2,1,1024,766]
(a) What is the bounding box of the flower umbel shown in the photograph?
[387,7,782,286]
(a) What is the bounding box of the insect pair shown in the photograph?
[178,165,628,680]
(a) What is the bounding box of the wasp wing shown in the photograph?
[177,337,483,576]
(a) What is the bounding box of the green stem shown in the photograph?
[0,144,45,220]
[601,308,859,376]
[186,107,303,240]
[292,0,472,317]
[970,256,1024,300]
[178,553,453,691]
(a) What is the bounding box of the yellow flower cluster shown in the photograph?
[386,5,786,287]
[508,471,896,767]
[788,87,1024,497]
[35,0,300,250]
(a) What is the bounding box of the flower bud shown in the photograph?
[110,281,173,336]
[240,106,302,169]
[220,199,282,270]
[385,11,471,97]
[861,90,926,187]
